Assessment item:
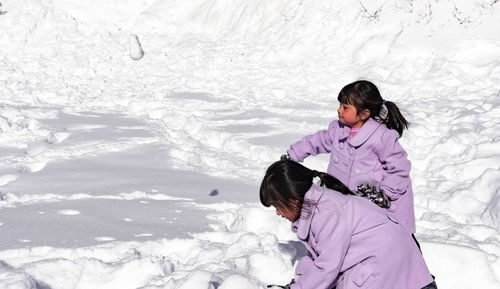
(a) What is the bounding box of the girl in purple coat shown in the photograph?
[261,160,437,289]
[284,80,416,233]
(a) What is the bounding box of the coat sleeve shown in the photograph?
[287,121,338,162]
[377,130,411,201]
[294,251,314,276]
[291,207,351,289]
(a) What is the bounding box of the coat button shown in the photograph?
[354,168,360,174]
[333,156,339,163]
[339,142,345,149]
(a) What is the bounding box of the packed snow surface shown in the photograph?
[0,0,499,288]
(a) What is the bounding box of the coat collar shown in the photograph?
[338,121,351,141]
[291,185,324,240]
[339,118,383,147]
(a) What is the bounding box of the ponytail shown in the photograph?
[379,100,409,138]
[315,171,354,196]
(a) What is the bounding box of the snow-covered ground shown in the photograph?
[0,0,499,288]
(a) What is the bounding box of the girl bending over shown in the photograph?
[261,160,436,289]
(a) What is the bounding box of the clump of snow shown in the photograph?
[129,34,144,61]
[0,261,42,289]
[219,274,260,289]
[57,209,80,216]
[0,105,56,148]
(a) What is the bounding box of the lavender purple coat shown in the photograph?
[287,118,416,232]
[290,185,433,289]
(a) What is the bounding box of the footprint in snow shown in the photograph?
[19,161,48,173]
[66,124,107,131]
[46,131,70,144]
[25,144,47,157]
[0,174,18,186]
[94,237,115,242]
[134,233,153,237]
[58,210,81,216]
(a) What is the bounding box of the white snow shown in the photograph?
[0,0,499,288]
[57,210,80,216]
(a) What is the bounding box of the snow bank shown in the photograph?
[0,204,297,289]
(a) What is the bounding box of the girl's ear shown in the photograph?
[285,199,301,211]
[360,109,370,120]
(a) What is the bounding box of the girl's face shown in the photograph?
[337,102,368,128]
[274,200,301,222]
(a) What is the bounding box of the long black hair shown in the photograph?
[337,80,409,137]
[260,160,354,209]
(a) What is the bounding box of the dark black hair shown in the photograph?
[337,80,409,137]
[259,160,354,209]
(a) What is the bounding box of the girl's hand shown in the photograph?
[267,279,295,288]
[266,285,291,289]
[280,154,291,161]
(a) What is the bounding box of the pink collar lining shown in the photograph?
[349,127,360,139]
